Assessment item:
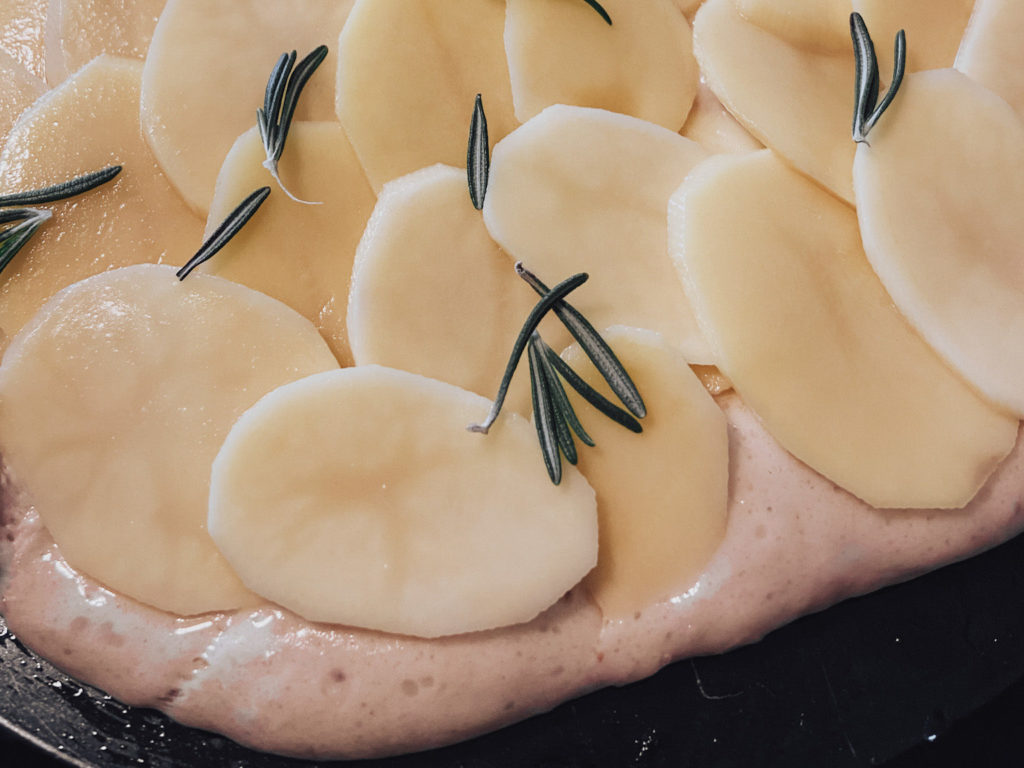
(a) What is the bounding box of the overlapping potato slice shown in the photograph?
[0,0,47,79]
[349,164,564,411]
[0,49,44,146]
[335,0,516,192]
[208,365,598,638]
[561,327,728,621]
[483,105,712,363]
[44,0,167,85]
[854,69,1024,418]
[504,0,698,132]
[141,0,351,213]
[853,0,974,74]
[956,0,1024,119]
[735,0,850,53]
[693,0,855,204]
[669,150,1017,509]
[681,82,763,155]
[0,264,339,615]
[202,122,374,365]
[0,55,203,352]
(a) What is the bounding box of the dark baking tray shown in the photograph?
[3,529,1023,768]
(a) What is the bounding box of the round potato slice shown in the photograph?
[335,0,517,192]
[483,105,712,363]
[141,0,352,213]
[203,121,376,365]
[0,264,340,615]
[0,54,203,353]
[504,0,698,131]
[209,365,598,638]
[854,69,1024,418]
[670,150,1017,509]
[956,0,1024,120]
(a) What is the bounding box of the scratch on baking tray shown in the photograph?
[690,660,742,701]
[820,661,857,758]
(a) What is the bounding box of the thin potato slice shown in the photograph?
[504,0,698,132]
[0,0,47,79]
[681,82,762,155]
[854,69,1024,418]
[693,0,856,204]
[853,0,974,74]
[44,0,167,85]
[0,49,45,146]
[348,164,565,412]
[670,150,1017,509]
[141,0,352,213]
[0,264,340,615]
[483,105,712,363]
[736,0,851,53]
[562,327,728,622]
[0,55,203,352]
[956,0,1024,119]
[203,122,375,365]
[335,0,516,192]
[208,365,598,638]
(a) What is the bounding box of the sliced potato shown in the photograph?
[0,49,44,146]
[483,105,712,363]
[681,82,763,155]
[209,365,598,637]
[335,0,516,192]
[0,264,339,615]
[44,0,167,85]
[562,327,728,622]
[735,0,851,53]
[0,55,203,352]
[693,0,856,204]
[853,0,974,74]
[670,150,1017,509]
[202,122,375,365]
[0,0,47,79]
[504,0,698,132]
[956,0,1024,119]
[141,0,352,213]
[854,69,1024,418]
[349,164,565,412]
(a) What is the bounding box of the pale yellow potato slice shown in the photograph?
[483,105,712,363]
[208,365,598,637]
[693,0,856,204]
[561,327,728,622]
[141,0,352,214]
[0,264,339,614]
[736,0,851,53]
[44,0,167,86]
[336,0,516,192]
[853,0,974,74]
[0,55,203,352]
[681,82,762,155]
[0,49,45,147]
[956,0,1024,119]
[349,164,565,412]
[669,150,1017,509]
[0,0,47,79]
[854,69,1024,418]
[202,122,375,365]
[504,0,698,132]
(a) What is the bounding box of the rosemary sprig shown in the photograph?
[528,333,565,483]
[467,94,489,210]
[542,342,642,434]
[0,208,51,275]
[257,45,328,204]
[0,165,122,207]
[582,0,612,25]
[176,187,271,280]
[850,12,906,144]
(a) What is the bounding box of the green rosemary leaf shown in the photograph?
[177,186,271,280]
[0,208,51,276]
[467,271,589,434]
[516,263,646,418]
[850,13,906,144]
[274,45,329,164]
[0,165,122,208]
[534,335,594,448]
[467,94,490,210]
[544,345,642,434]
[532,334,578,465]
[582,0,612,25]
[527,333,563,484]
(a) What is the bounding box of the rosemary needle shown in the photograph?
[0,165,122,208]
[534,335,595,448]
[582,0,612,25]
[528,333,564,484]
[176,187,271,280]
[0,209,51,276]
[467,94,489,210]
[850,12,906,144]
